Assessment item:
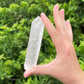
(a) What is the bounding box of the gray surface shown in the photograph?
[24,16,44,70]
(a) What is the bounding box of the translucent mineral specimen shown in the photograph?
[24,16,44,70]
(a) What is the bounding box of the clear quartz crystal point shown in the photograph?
[24,16,44,71]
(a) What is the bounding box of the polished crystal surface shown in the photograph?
[24,16,44,70]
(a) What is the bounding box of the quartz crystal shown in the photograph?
[24,16,44,70]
